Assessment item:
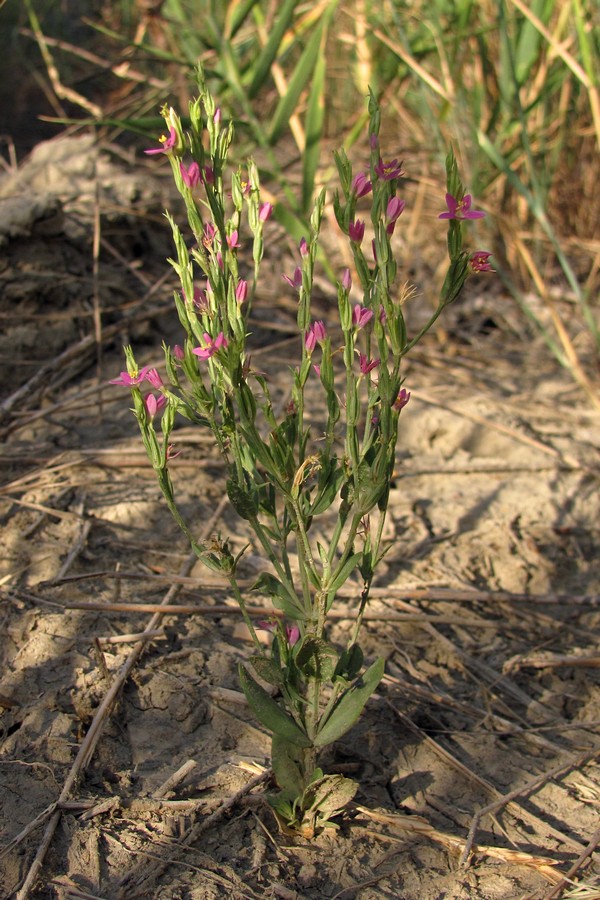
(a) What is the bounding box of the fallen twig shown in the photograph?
[460,748,600,867]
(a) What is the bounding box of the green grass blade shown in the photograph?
[225,0,262,39]
[301,38,326,213]
[514,0,552,85]
[247,0,299,99]
[572,0,599,85]
[268,9,333,146]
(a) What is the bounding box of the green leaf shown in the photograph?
[301,773,358,820]
[333,643,364,683]
[302,37,326,213]
[314,657,385,747]
[225,0,261,39]
[271,734,306,799]
[247,0,299,98]
[309,460,345,516]
[250,572,304,619]
[294,638,338,681]
[268,17,326,145]
[226,476,259,521]
[239,664,312,747]
[326,552,362,598]
[249,654,285,687]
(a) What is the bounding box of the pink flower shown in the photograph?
[305,320,327,353]
[257,620,300,646]
[352,304,373,329]
[439,193,485,220]
[351,172,372,197]
[313,364,321,377]
[349,219,365,243]
[235,279,248,304]
[375,158,404,180]
[342,268,352,291]
[192,331,228,360]
[144,126,178,156]
[385,196,405,234]
[173,345,185,360]
[213,108,222,127]
[192,286,209,312]
[283,266,303,290]
[145,368,163,389]
[180,161,201,188]
[299,237,309,258]
[470,251,494,272]
[144,392,167,418]
[393,387,411,411]
[109,366,151,386]
[202,222,217,247]
[203,165,215,185]
[259,201,273,222]
[227,230,241,250]
[286,624,300,646]
[358,352,379,375]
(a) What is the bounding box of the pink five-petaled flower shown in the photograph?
[283,266,303,290]
[144,392,167,418]
[259,201,273,222]
[470,251,495,273]
[348,219,365,243]
[109,366,151,386]
[358,352,380,375]
[192,331,228,360]
[305,320,327,353]
[393,387,411,411]
[173,345,185,360]
[226,230,241,250]
[144,126,178,156]
[375,158,404,181]
[351,172,372,197]
[439,193,485,220]
[299,237,309,258]
[385,196,406,234]
[203,165,215,185]
[342,268,352,291]
[180,161,201,189]
[352,304,374,329]
[235,279,248,304]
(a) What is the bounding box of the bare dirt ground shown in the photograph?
[1,134,599,900]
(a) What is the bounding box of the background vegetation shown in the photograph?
[3,0,599,404]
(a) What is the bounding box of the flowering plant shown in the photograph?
[113,67,490,836]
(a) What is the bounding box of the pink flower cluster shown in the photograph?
[109,367,167,419]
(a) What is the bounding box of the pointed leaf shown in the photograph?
[268,19,325,145]
[247,0,298,98]
[239,664,312,747]
[250,572,304,619]
[314,657,384,747]
[302,37,326,213]
[271,734,306,799]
